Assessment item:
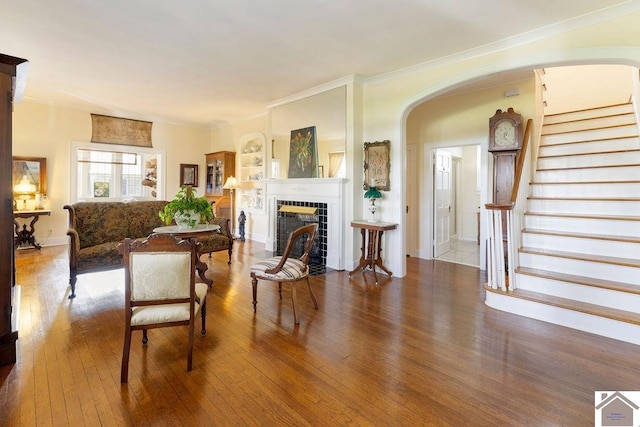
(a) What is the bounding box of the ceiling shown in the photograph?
[2,1,635,127]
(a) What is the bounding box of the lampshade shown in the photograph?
[364,186,382,200]
[223,176,240,190]
[14,175,36,195]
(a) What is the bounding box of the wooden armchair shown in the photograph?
[250,223,319,325]
[120,233,208,383]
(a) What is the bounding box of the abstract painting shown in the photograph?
[288,126,318,178]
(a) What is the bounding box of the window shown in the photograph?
[71,142,165,202]
[328,151,346,178]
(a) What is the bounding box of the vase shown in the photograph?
[174,210,200,229]
[368,204,379,223]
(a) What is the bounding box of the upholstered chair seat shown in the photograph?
[250,224,319,325]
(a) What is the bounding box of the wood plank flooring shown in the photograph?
[2,242,639,426]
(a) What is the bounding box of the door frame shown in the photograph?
[421,139,488,267]
[406,144,418,257]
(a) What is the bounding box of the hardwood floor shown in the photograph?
[2,241,639,426]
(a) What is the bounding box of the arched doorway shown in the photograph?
[397,52,640,276]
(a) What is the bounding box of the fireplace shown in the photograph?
[265,178,346,271]
[276,201,327,275]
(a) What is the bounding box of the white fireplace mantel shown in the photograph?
[265,178,346,271]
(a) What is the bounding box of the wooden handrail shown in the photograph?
[509,118,533,204]
[483,203,513,210]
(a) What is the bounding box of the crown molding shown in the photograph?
[21,95,215,129]
[267,74,361,109]
[366,1,640,86]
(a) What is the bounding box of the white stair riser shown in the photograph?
[543,114,636,134]
[535,165,640,182]
[522,233,640,258]
[527,199,640,216]
[524,215,640,237]
[519,252,640,285]
[542,125,638,145]
[530,182,640,198]
[489,104,640,346]
[543,104,635,124]
[517,274,640,313]
[538,151,640,170]
[485,292,640,346]
[538,137,639,157]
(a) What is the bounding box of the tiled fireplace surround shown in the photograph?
[265,178,346,271]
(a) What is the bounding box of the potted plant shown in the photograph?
[159,185,213,228]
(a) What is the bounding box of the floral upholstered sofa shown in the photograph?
[63,200,233,298]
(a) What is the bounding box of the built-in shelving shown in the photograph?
[239,133,265,212]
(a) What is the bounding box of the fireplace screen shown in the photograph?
[276,200,327,275]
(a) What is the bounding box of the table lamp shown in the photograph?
[223,176,240,235]
[364,186,382,222]
[14,175,36,211]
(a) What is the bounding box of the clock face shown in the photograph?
[495,121,516,147]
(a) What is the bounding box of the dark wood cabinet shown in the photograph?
[204,151,236,219]
[0,53,28,366]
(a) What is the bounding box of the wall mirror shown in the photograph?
[12,156,47,196]
[270,85,346,178]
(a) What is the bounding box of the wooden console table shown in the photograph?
[349,220,397,284]
[14,210,51,250]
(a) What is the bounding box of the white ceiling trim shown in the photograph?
[366,0,640,87]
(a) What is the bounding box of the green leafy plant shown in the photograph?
[159,185,213,226]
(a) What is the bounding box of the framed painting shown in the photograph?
[288,126,319,178]
[90,114,153,147]
[12,156,47,195]
[180,163,198,187]
[363,140,390,190]
[93,182,110,197]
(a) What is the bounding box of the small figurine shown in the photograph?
[238,210,246,242]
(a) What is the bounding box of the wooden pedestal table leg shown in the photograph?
[26,215,42,250]
[374,230,393,279]
[348,220,398,284]
[367,229,379,283]
[13,212,48,250]
[348,228,369,277]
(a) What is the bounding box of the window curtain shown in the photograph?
[328,152,345,178]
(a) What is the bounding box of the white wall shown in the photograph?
[12,101,213,246]
[212,114,269,242]
[361,11,640,276]
[405,78,535,262]
[544,64,634,114]
[13,10,640,277]
[460,145,480,243]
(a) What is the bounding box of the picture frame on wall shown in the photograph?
[180,163,198,187]
[93,182,110,197]
[363,140,390,190]
[288,126,319,178]
[12,156,47,196]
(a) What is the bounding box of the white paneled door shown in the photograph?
[434,149,452,257]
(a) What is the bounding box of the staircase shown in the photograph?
[485,102,640,345]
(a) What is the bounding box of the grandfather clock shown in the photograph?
[0,54,28,365]
[489,108,523,206]
[489,107,523,266]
